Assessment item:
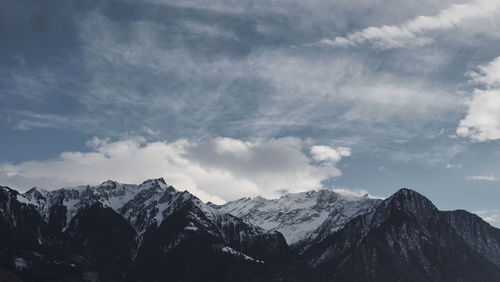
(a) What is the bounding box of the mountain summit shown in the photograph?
[1,180,499,282]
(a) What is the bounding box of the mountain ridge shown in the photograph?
[1,179,500,282]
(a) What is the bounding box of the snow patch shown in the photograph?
[14,257,28,271]
[220,246,264,263]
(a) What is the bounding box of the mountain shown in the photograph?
[217,188,500,281]
[215,190,381,252]
[0,179,303,282]
[1,180,500,282]
[301,189,500,282]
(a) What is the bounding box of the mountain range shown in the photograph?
[1,178,499,282]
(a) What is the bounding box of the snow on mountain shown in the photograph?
[15,180,382,250]
[18,179,199,232]
[5,181,500,282]
[215,189,381,247]
[20,179,168,230]
[17,178,267,241]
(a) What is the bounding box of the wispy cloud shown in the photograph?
[10,111,91,131]
[446,163,462,169]
[142,126,160,136]
[466,175,498,181]
[258,54,461,123]
[319,0,500,49]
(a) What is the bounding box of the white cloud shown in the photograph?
[466,175,498,181]
[0,137,351,204]
[474,210,500,227]
[213,137,252,158]
[332,188,384,200]
[468,57,500,87]
[319,0,500,49]
[311,145,351,163]
[457,57,500,141]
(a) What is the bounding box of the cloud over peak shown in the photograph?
[0,137,351,203]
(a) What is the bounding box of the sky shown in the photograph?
[1,0,500,226]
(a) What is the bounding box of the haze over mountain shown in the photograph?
[1,178,499,281]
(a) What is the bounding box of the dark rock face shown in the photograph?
[302,189,500,282]
[442,209,500,268]
[64,203,137,281]
[1,182,500,282]
[130,201,298,282]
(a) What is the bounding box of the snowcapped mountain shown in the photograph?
[0,179,297,282]
[18,178,265,239]
[1,180,500,282]
[215,189,381,250]
[20,178,180,232]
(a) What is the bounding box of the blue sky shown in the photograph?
[1,0,500,226]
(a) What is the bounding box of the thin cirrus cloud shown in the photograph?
[318,0,500,49]
[457,57,500,142]
[466,175,498,181]
[0,137,351,203]
[257,54,461,124]
[6,8,462,144]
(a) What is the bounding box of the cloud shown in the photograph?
[257,54,461,125]
[10,112,81,131]
[319,0,500,49]
[474,210,500,227]
[0,137,350,203]
[142,126,160,136]
[466,175,498,181]
[457,57,500,141]
[0,1,470,150]
[332,188,384,200]
[311,145,351,163]
[1,0,497,173]
[446,163,462,169]
[468,57,500,87]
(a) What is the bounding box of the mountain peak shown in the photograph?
[0,186,17,197]
[141,177,167,186]
[23,187,48,199]
[99,180,118,186]
[384,187,438,219]
[391,188,431,202]
[393,187,420,195]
